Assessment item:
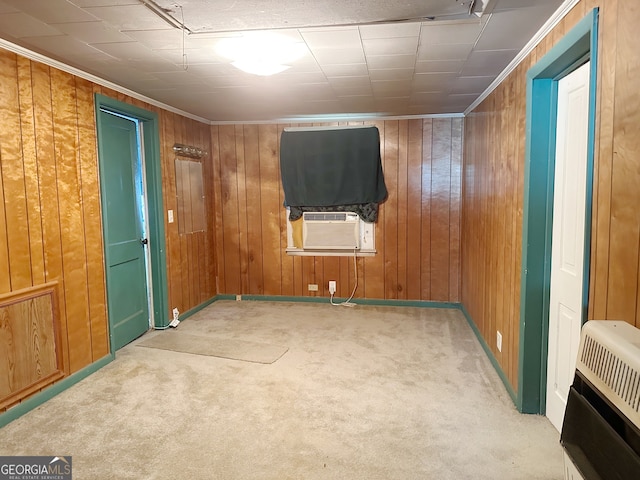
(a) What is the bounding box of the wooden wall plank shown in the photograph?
[607,0,640,325]
[162,111,179,313]
[0,51,32,291]
[363,120,385,299]
[430,119,452,302]
[176,117,191,310]
[258,124,282,296]
[420,120,433,300]
[50,69,92,373]
[383,120,399,299]
[590,0,618,320]
[449,118,462,303]
[17,57,45,287]
[75,77,109,359]
[406,119,423,300]
[397,120,409,300]
[218,125,241,294]
[211,125,224,296]
[277,124,295,297]
[244,125,264,294]
[30,62,70,375]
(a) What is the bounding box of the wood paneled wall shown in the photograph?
[211,118,463,302]
[0,48,214,411]
[160,112,216,315]
[462,0,639,392]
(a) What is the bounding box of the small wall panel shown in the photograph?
[0,284,65,410]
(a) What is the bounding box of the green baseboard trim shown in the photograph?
[227,294,459,309]
[215,294,238,301]
[0,353,115,429]
[176,296,219,322]
[459,304,518,407]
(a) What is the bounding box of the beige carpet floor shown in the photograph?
[0,300,564,479]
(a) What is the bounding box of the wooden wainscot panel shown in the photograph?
[0,283,66,410]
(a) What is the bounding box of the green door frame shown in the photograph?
[518,9,599,413]
[95,94,171,347]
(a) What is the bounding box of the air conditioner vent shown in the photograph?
[576,321,640,428]
[304,212,349,222]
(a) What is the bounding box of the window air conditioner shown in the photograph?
[302,212,360,250]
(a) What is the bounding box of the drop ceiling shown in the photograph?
[0,0,565,122]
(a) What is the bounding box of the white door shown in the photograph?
[546,61,590,432]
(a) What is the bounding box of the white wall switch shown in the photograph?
[168,210,174,223]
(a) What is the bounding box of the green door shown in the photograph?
[98,110,150,350]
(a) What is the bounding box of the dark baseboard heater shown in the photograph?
[561,321,640,479]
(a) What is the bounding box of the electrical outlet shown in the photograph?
[308,284,318,291]
[328,281,336,294]
[497,331,502,353]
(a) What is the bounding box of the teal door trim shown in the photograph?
[95,94,170,346]
[518,9,599,413]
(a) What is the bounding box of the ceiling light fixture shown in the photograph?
[216,32,307,76]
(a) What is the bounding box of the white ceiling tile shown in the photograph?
[338,98,376,113]
[327,76,371,88]
[3,0,98,23]
[475,7,550,50]
[301,28,361,49]
[415,60,464,74]
[413,73,457,91]
[0,13,62,38]
[69,0,139,6]
[155,49,223,66]
[419,21,484,46]
[276,71,328,84]
[410,92,447,103]
[82,4,172,31]
[366,54,416,70]
[449,75,495,94]
[461,49,519,76]
[371,79,412,95]
[312,47,366,65]
[121,29,183,50]
[19,35,105,57]
[333,85,373,96]
[92,41,157,61]
[359,22,421,39]
[375,97,410,114]
[493,0,560,11]
[368,68,414,81]
[362,36,418,56]
[320,63,368,77]
[417,43,473,61]
[147,70,210,86]
[54,21,134,44]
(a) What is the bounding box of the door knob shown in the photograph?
[140,238,148,245]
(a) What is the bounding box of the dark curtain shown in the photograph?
[279,126,387,221]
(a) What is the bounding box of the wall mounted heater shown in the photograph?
[560,320,640,480]
[302,212,360,250]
